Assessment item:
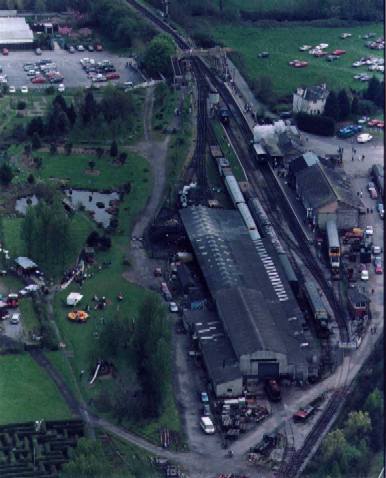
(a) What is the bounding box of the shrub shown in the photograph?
[296,112,335,136]
[16,101,27,110]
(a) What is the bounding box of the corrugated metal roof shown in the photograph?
[0,18,34,44]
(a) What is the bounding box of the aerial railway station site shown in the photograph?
[0,2,383,478]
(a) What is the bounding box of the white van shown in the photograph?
[200,416,215,434]
[10,313,20,324]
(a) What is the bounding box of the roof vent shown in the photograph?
[300,342,310,348]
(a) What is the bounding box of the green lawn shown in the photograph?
[19,297,40,337]
[0,353,72,425]
[45,351,83,402]
[33,152,149,190]
[212,23,383,97]
[2,217,25,257]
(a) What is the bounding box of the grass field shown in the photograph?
[2,217,25,257]
[212,23,383,97]
[0,353,71,425]
[32,151,150,190]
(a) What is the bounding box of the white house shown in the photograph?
[292,84,329,115]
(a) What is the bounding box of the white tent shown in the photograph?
[66,292,83,306]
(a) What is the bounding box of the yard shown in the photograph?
[0,353,72,425]
[211,23,383,97]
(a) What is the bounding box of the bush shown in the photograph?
[296,112,335,136]
[357,99,377,116]
[16,101,27,110]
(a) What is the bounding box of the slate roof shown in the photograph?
[303,85,329,102]
[15,257,38,270]
[296,164,337,209]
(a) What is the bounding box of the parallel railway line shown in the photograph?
[124,2,352,476]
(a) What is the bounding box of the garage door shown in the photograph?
[258,361,279,379]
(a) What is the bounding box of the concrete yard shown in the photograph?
[0,48,144,88]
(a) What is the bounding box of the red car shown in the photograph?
[375,263,383,274]
[293,61,309,68]
[2,48,8,56]
[32,76,46,84]
[332,49,346,55]
[106,72,120,80]
[313,51,328,57]
[95,43,103,51]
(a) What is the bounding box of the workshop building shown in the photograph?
[292,84,329,115]
[180,206,320,395]
[0,17,34,48]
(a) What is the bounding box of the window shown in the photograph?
[227,388,233,393]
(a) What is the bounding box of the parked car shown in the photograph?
[200,392,209,404]
[2,48,8,55]
[77,45,85,51]
[367,181,375,190]
[357,133,373,143]
[106,72,120,80]
[10,313,20,324]
[35,48,42,55]
[202,404,211,416]
[360,269,369,281]
[58,83,65,93]
[365,225,374,236]
[87,44,94,52]
[369,188,378,200]
[169,302,178,313]
[8,86,15,93]
[32,76,46,84]
[376,203,384,218]
[372,245,382,255]
[95,43,103,51]
[374,259,383,274]
[200,416,215,434]
[69,46,75,53]
[20,86,28,94]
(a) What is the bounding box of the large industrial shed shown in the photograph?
[180,206,320,395]
[0,17,34,48]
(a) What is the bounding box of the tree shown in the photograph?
[364,388,384,450]
[88,160,96,171]
[351,96,359,115]
[142,34,175,78]
[66,103,77,126]
[64,142,73,155]
[82,91,98,124]
[11,124,27,142]
[24,143,32,157]
[110,140,118,157]
[100,87,134,122]
[27,173,35,184]
[324,91,340,120]
[27,117,44,137]
[365,76,381,102]
[56,110,70,135]
[96,147,104,159]
[61,438,113,478]
[34,157,43,169]
[50,143,57,155]
[21,197,75,278]
[344,410,372,445]
[31,132,42,150]
[53,93,67,113]
[0,163,13,186]
[118,151,127,164]
[337,89,350,120]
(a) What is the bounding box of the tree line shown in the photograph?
[91,295,171,422]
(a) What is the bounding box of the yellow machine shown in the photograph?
[67,310,89,322]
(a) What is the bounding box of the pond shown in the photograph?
[64,189,120,228]
[15,195,38,215]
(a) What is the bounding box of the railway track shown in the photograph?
[123,4,352,475]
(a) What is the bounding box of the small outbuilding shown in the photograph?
[15,257,38,275]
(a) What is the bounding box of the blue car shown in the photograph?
[200,392,209,404]
[337,124,362,138]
